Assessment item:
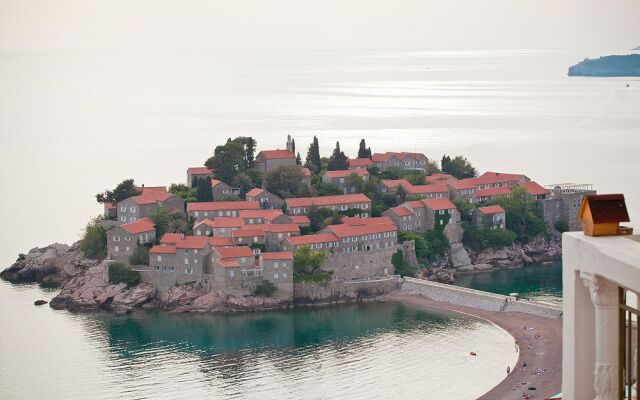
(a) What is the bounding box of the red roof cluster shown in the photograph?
[119,217,155,234]
[150,245,177,254]
[187,201,260,212]
[342,216,394,226]
[159,232,185,245]
[245,188,265,198]
[128,189,173,205]
[286,194,370,208]
[216,246,254,259]
[421,198,456,211]
[387,206,413,217]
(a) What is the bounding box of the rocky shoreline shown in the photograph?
[2,236,561,314]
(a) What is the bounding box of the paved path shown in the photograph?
[389,292,562,400]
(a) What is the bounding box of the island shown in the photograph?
[567,54,640,77]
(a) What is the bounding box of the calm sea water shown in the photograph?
[454,262,563,305]
[0,281,517,400]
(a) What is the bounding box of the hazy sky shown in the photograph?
[1,0,639,51]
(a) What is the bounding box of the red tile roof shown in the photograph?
[160,232,185,245]
[381,179,412,189]
[372,152,427,162]
[210,179,231,188]
[518,181,550,196]
[216,246,254,259]
[348,158,374,167]
[477,205,506,215]
[406,183,449,195]
[286,194,371,208]
[187,167,213,175]
[232,229,266,238]
[140,186,168,193]
[260,224,300,233]
[290,215,311,225]
[257,149,295,160]
[406,200,426,209]
[193,219,216,229]
[176,236,210,249]
[475,186,512,198]
[465,172,527,188]
[448,180,477,190]
[323,223,397,238]
[245,188,265,198]
[261,252,294,260]
[119,218,155,234]
[301,167,311,176]
[128,190,173,205]
[286,233,338,246]
[150,245,176,254]
[324,169,369,178]
[387,206,413,217]
[208,237,234,247]
[239,209,284,220]
[421,198,457,211]
[218,259,241,268]
[208,217,245,228]
[428,173,456,180]
[342,216,395,226]
[187,201,260,212]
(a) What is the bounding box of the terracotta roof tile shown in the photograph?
[475,186,512,198]
[290,215,311,225]
[176,236,210,249]
[342,216,395,226]
[150,245,176,254]
[187,167,213,175]
[208,237,234,247]
[245,188,265,197]
[216,246,254,259]
[119,218,155,234]
[421,198,457,211]
[232,229,266,238]
[239,209,284,220]
[477,205,506,215]
[285,194,370,208]
[160,232,185,245]
[218,259,241,268]
[261,252,294,260]
[518,181,550,196]
[324,223,397,238]
[388,206,413,217]
[258,150,295,160]
[348,158,374,167]
[187,201,260,212]
[406,183,449,195]
[286,233,338,246]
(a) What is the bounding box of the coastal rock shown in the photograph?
[34,300,48,306]
[443,223,464,244]
[449,243,472,268]
[1,242,97,287]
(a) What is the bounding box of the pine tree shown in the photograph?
[358,139,368,159]
[328,141,348,170]
[196,178,213,202]
[296,152,302,165]
[245,137,255,168]
[305,136,322,174]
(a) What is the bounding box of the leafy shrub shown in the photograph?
[462,224,516,252]
[391,250,415,277]
[108,262,141,287]
[79,217,107,261]
[254,280,277,296]
[399,230,448,264]
[554,220,569,233]
[129,245,149,265]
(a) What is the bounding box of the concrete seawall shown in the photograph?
[401,277,562,319]
[294,276,401,305]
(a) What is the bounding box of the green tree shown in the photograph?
[296,152,302,165]
[169,183,197,203]
[554,220,569,233]
[195,177,213,202]
[344,173,365,193]
[95,179,140,204]
[391,250,415,277]
[405,172,426,185]
[305,136,322,174]
[264,165,309,198]
[327,141,348,170]
[357,138,372,159]
[290,138,296,153]
[441,155,477,179]
[492,187,546,242]
[307,206,339,231]
[453,198,476,223]
[205,138,251,183]
[396,184,407,205]
[232,172,254,197]
[426,160,441,175]
[254,280,277,296]
[129,245,150,265]
[293,246,328,274]
[108,262,141,287]
[79,217,107,261]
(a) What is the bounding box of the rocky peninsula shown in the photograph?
[568,54,640,77]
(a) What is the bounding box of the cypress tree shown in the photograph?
[305,136,322,173]
[296,152,302,165]
[196,178,213,202]
[328,141,348,170]
[357,139,368,159]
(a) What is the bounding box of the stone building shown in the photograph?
[372,152,428,172]
[211,179,238,201]
[405,183,450,200]
[538,184,596,231]
[447,180,477,202]
[258,252,294,299]
[187,201,260,222]
[186,167,213,188]
[239,209,291,225]
[322,169,370,194]
[384,198,458,232]
[254,149,296,175]
[472,205,506,229]
[245,188,284,210]
[116,188,184,223]
[517,181,551,200]
[473,186,512,203]
[384,205,424,232]
[107,218,156,263]
[285,194,372,218]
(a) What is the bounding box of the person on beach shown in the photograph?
[507,366,511,375]
[515,339,519,351]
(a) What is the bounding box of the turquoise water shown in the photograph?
[0,281,517,400]
[454,261,563,304]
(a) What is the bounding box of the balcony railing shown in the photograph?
[619,287,639,399]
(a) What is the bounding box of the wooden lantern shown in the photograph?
[578,194,633,237]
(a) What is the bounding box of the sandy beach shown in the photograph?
[390,292,562,400]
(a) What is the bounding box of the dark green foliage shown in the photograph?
[453,199,476,223]
[290,138,296,154]
[307,206,342,232]
[195,177,213,202]
[305,136,322,174]
[357,139,372,159]
[391,250,415,277]
[79,217,107,261]
[395,184,407,205]
[314,181,342,196]
[405,172,426,186]
[232,172,254,197]
[249,243,266,252]
[554,220,569,233]
[441,155,477,179]
[129,245,149,265]
[462,224,517,252]
[339,208,360,217]
[399,230,449,264]
[108,262,141,287]
[327,141,348,170]
[296,152,302,165]
[254,280,277,296]
[426,160,441,175]
[205,137,256,184]
[293,246,328,275]
[169,183,197,203]
[95,179,140,204]
[344,173,365,193]
[492,187,546,242]
[150,207,192,238]
[264,165,310,198]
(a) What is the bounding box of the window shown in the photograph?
[120,205,126,212]
[240,257,246,263]
[170,267,175,272]
[339,178,344,183]
[194,249,198,254]
[185,268,193,274]
[440,220,444,225]
[114,236,120,242]
[249,218,254,224]
[184,259,189,265]
[125,246,130,252]
[218,211,223,216]
[274,273,279,279]
[439,210,445,215]
[194,258,198,263]
[114,246,119,252]
[157,255,162,262]
[195,211,199,217]
[125,236,131,241]
[283,273,287,278]
[274,262,279,268]
[120,216,126,222]
[278,233,283,239]
[229,270,235,277]
[196,230,201,235]
[155,266,160,271]
[129,207,136,212]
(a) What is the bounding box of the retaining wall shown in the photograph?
[401,277,562,318]
[294,276,401,305]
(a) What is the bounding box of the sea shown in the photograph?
[0,48,638,398]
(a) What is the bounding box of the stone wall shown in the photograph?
[293,277,401,305]
[401,277,563,318]
[321,242,418,280]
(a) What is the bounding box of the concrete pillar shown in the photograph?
[580,271,620,400]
